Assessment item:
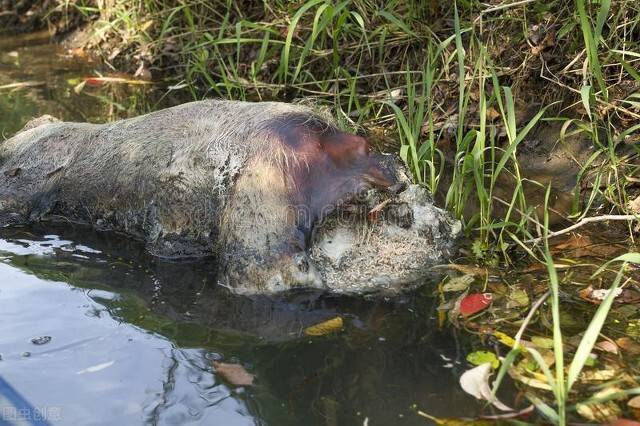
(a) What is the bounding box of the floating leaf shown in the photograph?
[531,336,554,349]
[466,351,499,369]
[493,331,521,350]
[304,316,343,336]
[432,263,489,277]
[212,361,254,387]
[580,285,623,304]
[459,293,492,317]
[552,234,621,258]
[443,274,475,292]
[507,288,529,308]
[459,363,513,411]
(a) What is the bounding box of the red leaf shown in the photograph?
[460,293,492,317]
[84,78,104,86]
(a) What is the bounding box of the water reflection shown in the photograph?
[0,31,179,138]
[0,225,479,425]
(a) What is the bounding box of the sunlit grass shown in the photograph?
[58,0,639,254]
[36,0,640,421]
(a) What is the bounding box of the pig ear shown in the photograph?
[321,133,370,164]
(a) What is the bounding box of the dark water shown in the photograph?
[0,33,481,425]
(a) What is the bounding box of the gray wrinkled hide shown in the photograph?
[0,100,460,295]
[311,185,461,294]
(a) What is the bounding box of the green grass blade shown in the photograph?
[592,253,640,277]
[566,266,625,392]
[280,0,325,84]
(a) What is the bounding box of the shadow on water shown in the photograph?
[0,33,482,425]
[0,224,480,425]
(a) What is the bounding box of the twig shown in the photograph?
[525,214,640,244]
[514,290,550,346]
[481,0,537,14]
[0,81,45,91]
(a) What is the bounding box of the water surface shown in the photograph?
[0,33,481,425]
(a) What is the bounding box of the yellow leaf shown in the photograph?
[493,331,515,346]
[493,331,527,352]
[140,20,154,32]
[304,317,343,336]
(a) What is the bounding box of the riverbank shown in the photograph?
[2,1,640,424]
[5,1,639,238]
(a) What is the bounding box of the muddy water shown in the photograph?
[0,35,481,425]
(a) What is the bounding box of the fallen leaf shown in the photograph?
[486,107,500,122]
[304,316,343,336]
[552,234,621,258]
[577,387,623,422]
[628,395,640,420]
[581,368,618,381]
[212,361,254,387]
[580,285,624,304]
[531,336,555,349]
[508,366,553,390]
[459,363,513,411]
[493,331,522,350]
[442,274,475,292]
[388,88,403,103]
[617,337,640,355]
[507,288,530,308]
[592,288,624,301]
[432,264,489,277]
[460,293,492,317]
[466,351,500,369]
[596,340,619,354]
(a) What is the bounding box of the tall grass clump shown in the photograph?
[490,188,640,424]
[58,0,640,259]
